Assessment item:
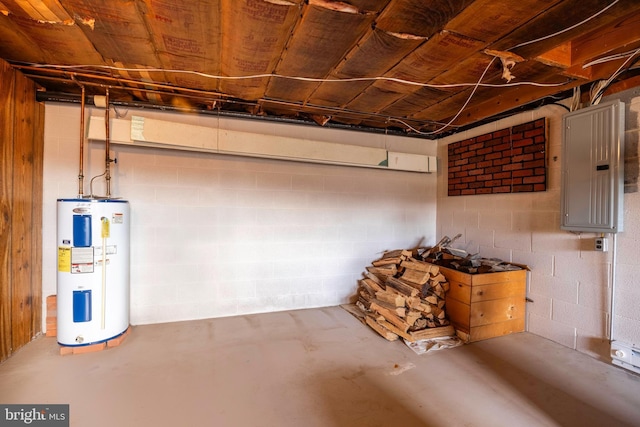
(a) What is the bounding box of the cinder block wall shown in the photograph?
[437,94,640,360]
[42,103,438,326]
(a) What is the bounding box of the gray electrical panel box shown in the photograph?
[561,100,624,233]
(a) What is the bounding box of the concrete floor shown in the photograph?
[1,306,640,427]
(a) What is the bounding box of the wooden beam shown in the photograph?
[0,60,15,363]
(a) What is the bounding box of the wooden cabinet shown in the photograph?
[442,267,527,342]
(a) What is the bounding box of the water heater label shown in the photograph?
[58,247,71,272]
[71,247,94,274]
[113,213,124,224]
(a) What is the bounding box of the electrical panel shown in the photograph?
[561,100,625,233]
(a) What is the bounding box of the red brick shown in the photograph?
[455,158,469,166]
[448,165,462,173]
[524,143,545,154]
[524,159,545,169]
[454,146,469,154]
[524,175,546,184]
[511,147,523,155]
[469,142,484,151]
[494,171,511,179]
[60,342,107,356]
[461,189,476,195]
[492,186,511,193]
[534,135,546,143]
[449,190,461,196]
[107,327,131,348]
[485,179,502,187]
[494,158,511,166]
[477,160,492,168]
[494,129,510,138]
[513,169,534,177]
[525,128,544,138]
[477,174,492,181]
[470,155,485,163]
[462,176,477,183]
[534,183,546,191]
[486,152,502,160]
[477,133,493,142]
[512,121,535,133]
[461,150,477,159]
[469,169,485,176]
[476,188,493,194]
[513,184,533,192]
[462,163,475,171]
[503,163,523,171]
[457,170,470,178]
[477,147,493,155]
[469,182,485,189]
[485,165,503,174]
[512,153,534,163]
[513,138,534,148]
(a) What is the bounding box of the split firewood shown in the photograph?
[356,298,370,311]
[367,264,397,277]
[405,310,422,326]
[365,315,399,341]
[410,318,427,331]
[409,325,455,341]
[371,299,406,317]
[376,318,413,341]
[358,281,376,298]
[362,278,384,293]
[386,277,419,297]
[372,257,402,266]
[400,268,430,285]
[401,260,440,275]
[424,295,439,305]
[364,272,385,288]
[369,301,411,332]
[375,291,405,307]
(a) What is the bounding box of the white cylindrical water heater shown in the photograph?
[56,199,130,346]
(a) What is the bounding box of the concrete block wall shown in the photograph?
[42,103,438,326]
[438,93,640,361]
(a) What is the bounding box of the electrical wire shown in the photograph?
[582,48,640,68]
[389,58,497,135]
[590,46,640,105]
[510,0,620,50]
[24,62,570,90]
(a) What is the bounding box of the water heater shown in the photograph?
[57,199,130,346]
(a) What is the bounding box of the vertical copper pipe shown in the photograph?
[104,89,111,198]
[78,84,86,198]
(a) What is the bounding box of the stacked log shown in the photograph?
[356,249,454,342]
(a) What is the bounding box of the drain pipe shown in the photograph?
[104,88,112,198]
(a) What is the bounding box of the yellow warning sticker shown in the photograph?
[58,247,71,272]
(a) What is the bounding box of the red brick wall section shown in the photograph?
[448,119,546,196]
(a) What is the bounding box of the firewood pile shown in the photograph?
[417,234,525,274]
[356,249,454,342]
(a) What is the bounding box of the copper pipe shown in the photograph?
[105,88,111,198]
[79,84,86,197]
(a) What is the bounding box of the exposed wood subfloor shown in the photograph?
[1,306,639,427]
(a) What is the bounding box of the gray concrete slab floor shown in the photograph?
[1,306,639,427]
